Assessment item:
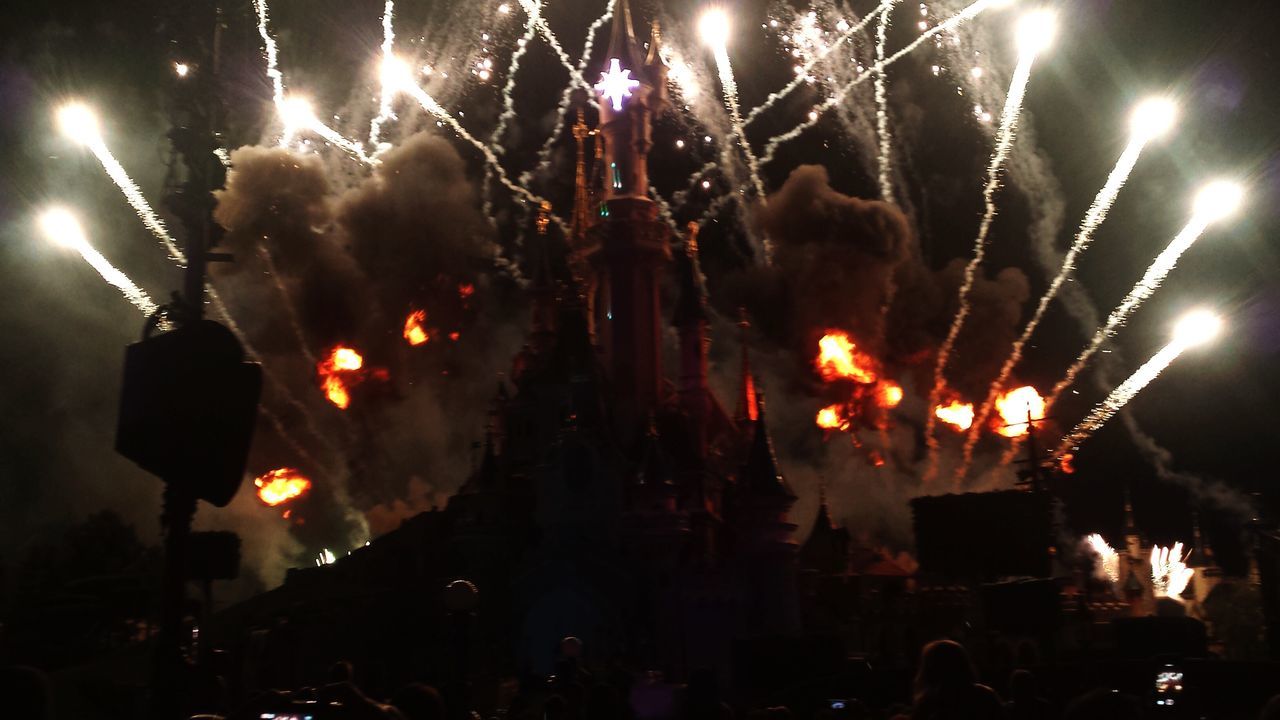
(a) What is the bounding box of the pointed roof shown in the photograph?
[799,484,851,574]
[739,391,796,501]
[672,222,708,327]
[606,0,643,70]
[1124,486,1138,537]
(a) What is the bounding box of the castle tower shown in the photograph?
[1124,487,1142,560]
[735,309,759,426]
[672,222,710,456]
[578,0,672,442]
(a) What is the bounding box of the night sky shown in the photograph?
[0,0,1276,585]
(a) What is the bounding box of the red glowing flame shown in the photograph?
[877,381,903,409]
[404,310,429,346]
[458,283,475,300]
[254,468,312,506]
[816,404,849,431]
[318,345,364,409]
[448,331,460,342]
[1060,453,1076,475]
[816,331,878,384]
[994,385,1045,437]
[935,400,974,431]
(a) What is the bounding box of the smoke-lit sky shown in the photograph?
[0,0,1276,590]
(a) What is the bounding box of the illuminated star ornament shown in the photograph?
[595,58,640,111]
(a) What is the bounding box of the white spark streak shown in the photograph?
[742,0,895,128]
[758,0,1003,169]
[39,208,159,318]
[1054,338,1188,456]
[710,46,767,243]
[367,1,398,152]
[524,0,614,187]
[86,138,185,264]
[925,42,1043,481]
[874,1,899,200]
[963,137,1149,477]
[253,0,286,108]
[1047,214,1214,406]
[258,245,317,367]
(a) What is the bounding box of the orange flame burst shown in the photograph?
[1059,452,1076,475]
[404,310,429,346]
[994,385,1045,437]
[877,381,904,409]
[816,404,850,431]
[934,400,975,431]
[254,467,312,506]
[816,332,878,384]
[318,345,365,409]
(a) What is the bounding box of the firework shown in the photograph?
[700,9,768,255]
[525,0,615,187]
[1151,542,1195,598]
[924,9,1056,480]
[816,331,878,383]
[278,95,373,164]
[57,103,184,264]
[404,309,430,346]
[257,245,317,366]
[38,207,160,318]
[1085,533,1120,585]
[874,0,899,200]
[758,0,1009,170]
[367,0,398,153]
[1047,182,1243,407]
[743,0,895,128]
[253,0,286,108]
[1055,309,1221,456]
[971,97,1177,473]
[254,467,313,506]
[934,399,975,432]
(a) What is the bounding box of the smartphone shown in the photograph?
[1154,665,1184,707]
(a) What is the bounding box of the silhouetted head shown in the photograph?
[914,640,977,695]
[1009,669,1036,701]
[392,683,446,720]
[328,660,355,684]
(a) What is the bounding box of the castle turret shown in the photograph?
[578,0,672,442]
[673,222,710,455]
[735,309,759,426]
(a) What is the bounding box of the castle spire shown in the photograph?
[736,309,759,424]
[606,0,643,70]
[673,222,709,454]
[570,109,593,250]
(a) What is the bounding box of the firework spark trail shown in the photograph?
[482,3,541,217]
[711,45,765,203]
[258,245,318,367]
[1047,214,1213,408]
[85,139,185,264]
[207,286,348,467]
[40,209,160,317]
[524,0,614,188]
[401,81,568,234]
[758,0,1002,170]
[305,121,376,164]
[924,46,1042,482]
[959,138,1148,478]
[1086,533,1120,585]
[741,0,895,128]
[78,133,346,466]
[1054,338,1188,457]
[874,1,898,200]
[253,0,286,108]
[1151,542,1195,598]
[522,0,589,89]
[367,0,398,152]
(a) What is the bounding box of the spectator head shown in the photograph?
[1009,669,1037,701]
[328,660,355,685]
[1260,694,1280,720]
[392,683,446,720]
[914,640,977,695]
